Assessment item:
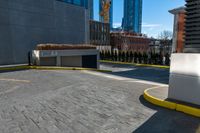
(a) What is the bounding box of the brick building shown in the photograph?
[169,7,185,53]
[89,20,111,50]
[110,32,151,53]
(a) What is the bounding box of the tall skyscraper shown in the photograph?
[122,0,142,33]
[89,0,94,19]
[99,0,113,29]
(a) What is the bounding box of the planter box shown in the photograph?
[32,49,99,69]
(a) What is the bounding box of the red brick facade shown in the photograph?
[110,32,151,53]
[169,7,185,53]
[176,12,185,53]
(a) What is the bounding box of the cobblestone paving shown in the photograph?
[0,69,199,133]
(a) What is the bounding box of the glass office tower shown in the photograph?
[57,0,89,8]
[57,0,93,19]
[122,0,142,33]
[89,0,94,19]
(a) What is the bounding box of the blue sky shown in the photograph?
[93,0,185,38]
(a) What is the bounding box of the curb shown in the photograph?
[0,65,112,73]
[99,60,170,69]
[143,88,200,118]
[0,65,30,71]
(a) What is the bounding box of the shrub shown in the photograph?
[129,51,133,62]
[125,51,129,62]
[36,44,96,50]
[118,51,122,61]
[121,51,125,62]
[134,52,138,63]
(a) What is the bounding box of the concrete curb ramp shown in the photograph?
[0,65,112,73]
[99,60,170,69]
[143,88,200,118]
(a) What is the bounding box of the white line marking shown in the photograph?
[0,78,30,83]
[0,86,21,95]
[144,86,167,92]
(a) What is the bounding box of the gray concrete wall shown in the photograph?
[61,56,82,67]
[32,49,99,68]
[40,57,57,66]
[0,0,90,65]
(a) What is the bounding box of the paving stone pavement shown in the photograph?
[0,68,199,133]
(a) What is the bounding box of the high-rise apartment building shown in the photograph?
[122,0,142,33]
[184,0,200,52]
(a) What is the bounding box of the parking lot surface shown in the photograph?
[0,64,199,133]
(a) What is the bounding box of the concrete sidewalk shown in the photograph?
[146,86,169,100]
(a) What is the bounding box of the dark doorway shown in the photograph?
[82,55,97,68]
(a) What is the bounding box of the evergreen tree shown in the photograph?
[129,51,133,62]
[114,51,117,61]
[165,53,170,65]
[105,50,108,60]
[102,50,105,60]
[143,52,148,64]
[100,51,103,60]
[121,51,125,62]
[134,52,138,63]
[111,50,114,61]
[138,52,142,63]
[151,52,154,64]
[126,51,129,62]
[108,50,111,60]
[155,53,159,64]
[118,51,122,61]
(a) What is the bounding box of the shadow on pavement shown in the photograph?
[102,63,170,84]
[132,96,200,133]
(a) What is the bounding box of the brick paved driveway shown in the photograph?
[0,65,199,133]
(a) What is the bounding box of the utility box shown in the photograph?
[169,54,200,105]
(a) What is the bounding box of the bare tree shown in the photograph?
[158,30,173,55]
[158,30,173,40]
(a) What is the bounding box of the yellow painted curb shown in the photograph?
[0,65,30,71]
[0,66,112,73]
[143,88,200,118]
[144,89,176,110]
[176,104,200,117]
[99,60,170,69]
